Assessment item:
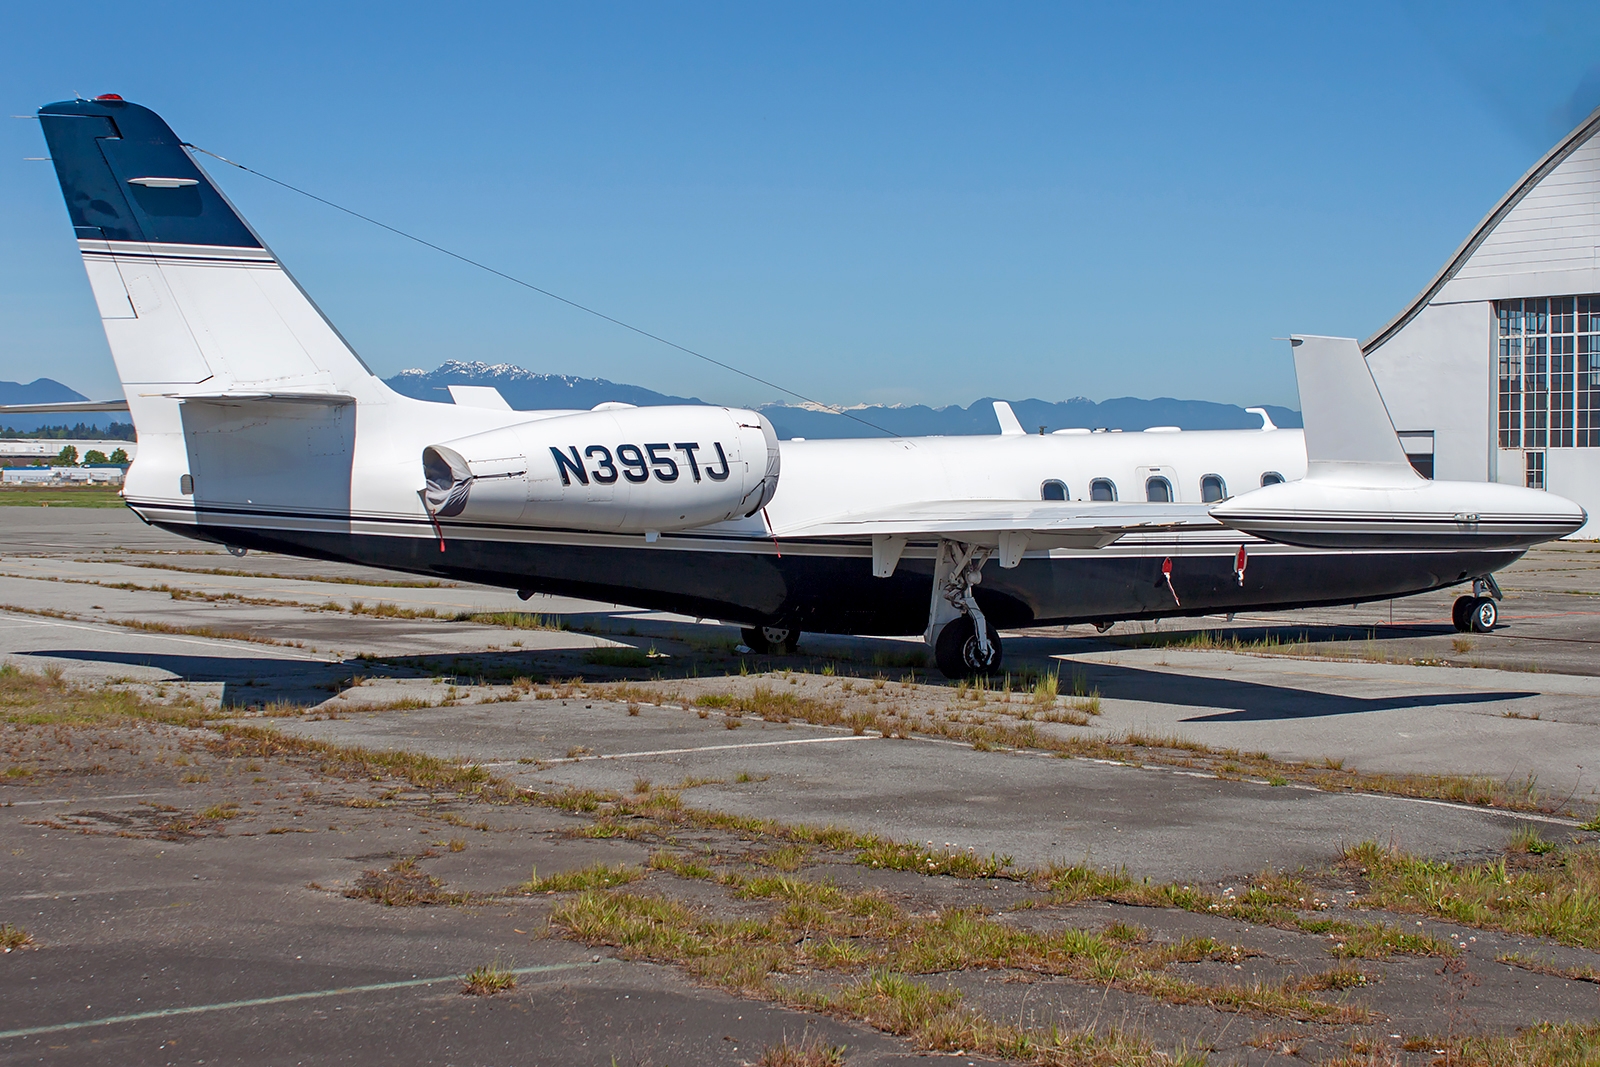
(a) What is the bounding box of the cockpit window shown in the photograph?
[1200,474,1227,502]
[1089,478,1117,501]
[1040,479,1068,501]
[1261,471,1285,486]
[1145,476,1173,503]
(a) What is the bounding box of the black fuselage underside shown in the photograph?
[162,520,1516,636]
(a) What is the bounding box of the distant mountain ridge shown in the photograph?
[386,361,705,409]
[6,367,1303,439]
[382,361,1301,437]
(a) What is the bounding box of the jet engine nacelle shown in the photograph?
[1210,475,1587,550]
[422,405,780,533]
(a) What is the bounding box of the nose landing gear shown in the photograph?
[1452,575,1502,634]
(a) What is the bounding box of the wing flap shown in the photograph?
[774,499,1218,556]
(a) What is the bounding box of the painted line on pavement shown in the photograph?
[2,792,164,807]
[0,960,606,1041]
[492,733,877,767]
[0,614,331,661]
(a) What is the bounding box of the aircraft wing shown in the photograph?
[773,500,1218,569]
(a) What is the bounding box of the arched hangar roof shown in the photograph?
[1364,104,1600,354]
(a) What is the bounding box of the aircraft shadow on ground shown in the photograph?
[23,646,1537,724]
[1056,622,1456,656]
[21,648,349,707]
[1065,660,1535,722]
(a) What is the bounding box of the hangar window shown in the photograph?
[1145,476,1173,502]
[1498,296,1600,448]
[1040,479,1068,501]
[1200,474,1227,502]
[1089,478,1117,501]
[1526,450,1545,490]
[1261,471,1284,486]
[1584,297,1600,447]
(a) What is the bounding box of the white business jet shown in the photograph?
[24,96,1586,677]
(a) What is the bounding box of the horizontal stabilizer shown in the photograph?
[162,391,355,405]
[0,400,130,414]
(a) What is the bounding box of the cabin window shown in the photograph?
[1145,476,1173,503]
[1040,479,1068,501]
[1089,478,1117,501]
[1200,474,1227,502]
[1261,471,1284,486]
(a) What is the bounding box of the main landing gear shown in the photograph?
[1452,575,1503,634]
[929,541,1002,679]
[741,625,799,655]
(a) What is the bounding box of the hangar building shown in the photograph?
[1366,105,1600,537]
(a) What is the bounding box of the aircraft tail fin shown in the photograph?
[36,96,383,406]
[1289,334,1421,486]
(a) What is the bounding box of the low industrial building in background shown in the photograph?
[2,465,125,485]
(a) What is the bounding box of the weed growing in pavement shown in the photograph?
[210,726,514,802]
[1495,952,1600,983]
[649,850,714,879]
[1347,839,1600,948]
[754,1036,848,1067]
[551,876,1357,1063]
[520,862,645,894]
[345,857,466,907]
[460,960,517,995]
[588,675,1563,814]
[0,923,34,951]
[0,663,211,727]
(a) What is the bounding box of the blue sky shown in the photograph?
[3,1,1598,410]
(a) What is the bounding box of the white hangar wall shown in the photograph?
[1365,302,1492,483]
[1365,107,1600,538]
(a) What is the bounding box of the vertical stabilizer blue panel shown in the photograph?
[38,98,262,248]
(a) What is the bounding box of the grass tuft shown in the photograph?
[0,923,35,951]
[345,857,465,907]
[1347,839,1600,949]
[460,960,517,995]
[755,1037,848,1067]
[521,862,645,894]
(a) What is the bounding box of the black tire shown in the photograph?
[1451,595,1476,633]
[741,625,799,655]
[934,615,1002,679]
[1469,597,1498,633]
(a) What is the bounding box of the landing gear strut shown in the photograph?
[742,625,799,655]
[928,541,1002,678]
[1452,575,1502,634]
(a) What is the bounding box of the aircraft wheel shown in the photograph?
[741,625,799,655]
[1451,595,1476,633]
[935,615,1002,679]
[1469,597,1498,634]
